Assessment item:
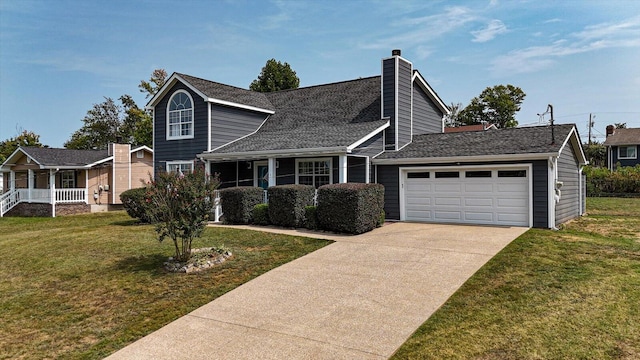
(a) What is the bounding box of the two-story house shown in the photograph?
[147,50,587,229]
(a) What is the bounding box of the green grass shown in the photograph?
[0,212,331,359]
[392,197,640,359]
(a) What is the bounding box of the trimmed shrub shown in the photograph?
[120,187,152,223]
[219,187,264,224]
[267,185,315,227]
[252,203,270,225]
[584,165,640,197]
[317,183,384,234]
[304,206,318,230]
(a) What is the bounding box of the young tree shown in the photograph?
[459,85,526,128]
[250,59,300,92]
[0,130,44,163]
[144,167,220,262]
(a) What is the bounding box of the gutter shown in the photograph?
[198,146,348,161]
[372,152,560,165]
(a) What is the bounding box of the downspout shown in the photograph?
[548,156,558,230]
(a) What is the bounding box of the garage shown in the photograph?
[401,166,531,227]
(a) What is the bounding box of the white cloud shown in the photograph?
[490,16,640,75]
[471,19,508,42]
[361,6,477,50]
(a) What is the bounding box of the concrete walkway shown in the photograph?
[105,222,527,359]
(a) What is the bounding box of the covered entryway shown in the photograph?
[401,165,532,227]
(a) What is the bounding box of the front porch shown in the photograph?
[1,168,89,217]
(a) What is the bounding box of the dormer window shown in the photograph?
[167,90,194,140]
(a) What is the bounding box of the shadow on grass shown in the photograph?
[111,219,149,227]
[114,253,168,274]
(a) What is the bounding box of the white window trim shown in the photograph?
[295,157,333,188]
[166,161,194,174]
[166,90,195,140]
[61,170,76,189]
[618,145,637,160]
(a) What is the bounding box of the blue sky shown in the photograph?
[1,0,639,147]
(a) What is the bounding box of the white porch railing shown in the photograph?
[56,189,87,203]
[0,188,87,216]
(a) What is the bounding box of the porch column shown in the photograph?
[85,170,89,204]
[9,170,15,191]
[338,155,348,183]
[50,169,56,217]
[28,169,33,202]
[268,158,277,187]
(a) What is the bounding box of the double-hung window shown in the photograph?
[167,161,194,175]
[167,91,194,140]
[618,146,637,159]
[296,158,332,188]
[61,171,76,188]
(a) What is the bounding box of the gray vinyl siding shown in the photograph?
[532,160,549,228]
[352,133,384,158]
[556,144,581,226]
[413,84,443,135]
[376,165,400,220]
[397,59,412,148]
[211,106,268,150]
[382,58,396,148]
[347,157,367,183]
[153,82,208,173]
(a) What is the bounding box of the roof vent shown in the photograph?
[392,49,401,56]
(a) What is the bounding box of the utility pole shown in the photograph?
[589,113,595,145]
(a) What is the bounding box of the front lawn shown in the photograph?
[392,197,640,359]
[0,212,331,359]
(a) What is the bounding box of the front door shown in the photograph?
[257,164,269,189]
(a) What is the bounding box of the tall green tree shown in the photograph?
[139,69,167,99]
[65,97,122,150]
[444,102,464,128]
[0,130,44,164]
[250,59,300,92]
[65,69,166,149]
[459,85,526,128]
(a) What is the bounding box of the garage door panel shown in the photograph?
[434,211,462,221]
[464,183,494,192]
[464,198,493,207]
[434,183,462,192]
[403,167,529,227]
[464,212,494,222]
[435,196,462,206]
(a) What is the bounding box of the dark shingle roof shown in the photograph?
[20,147,109,167]
[375,124,577,160]
[603,128,640,146]
[177,73,275,112]
[209,76,386,154]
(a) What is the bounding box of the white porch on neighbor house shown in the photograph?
[0,169,88,217]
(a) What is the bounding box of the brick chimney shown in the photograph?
[606,125,615,137]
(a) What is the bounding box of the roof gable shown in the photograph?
[146,73,275,113]
[603,128,640,146]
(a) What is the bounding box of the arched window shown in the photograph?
[167,90,194,139]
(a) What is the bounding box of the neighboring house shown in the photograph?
[603,125,640,170]
[444,123,497,133]
[0,144,153,217]
[147,49,587,229]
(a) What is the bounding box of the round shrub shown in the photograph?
[120,187,152,223]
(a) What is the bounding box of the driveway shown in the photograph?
[105,222,527,360]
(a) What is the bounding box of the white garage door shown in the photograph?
[403,167,530,227]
